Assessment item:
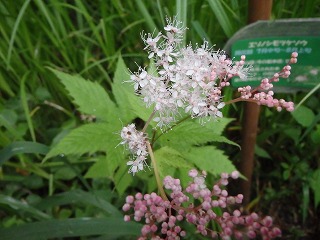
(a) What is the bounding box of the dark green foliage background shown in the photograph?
[0,0,320,239]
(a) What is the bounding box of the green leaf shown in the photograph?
[112,56,136,122]
[291,105,315,127]
[36,189,121,216]
[113,163,134,195]
[154,146,194,178]
[283,127,301,145]
[44,123,120,161]
[201,117,234,135]
[85,148,125,179]
[207,0,235,37]
[20,72,36,142]
[135,0,158,32]
[0,110,21,139]
[185,146,236,175]
[310,169,320,208]
[112,56,153,122]
[54,166,77,180]
[0,141,49,166]
[0,217,141,240]
[255,145,271,159]
[283,169,290,180]
[0,72,14,97]
[157,120,238,152]
[311,124,320,144]
[58,209,72,219]
[49,68,117,122]
[0,195,51,220]
[191,20,212,45]
[6,0,31,67]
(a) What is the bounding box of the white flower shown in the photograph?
[120,124,149,175]
[127,156,148,175]
[129,17,251,129]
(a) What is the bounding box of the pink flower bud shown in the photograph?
[247,230,256,239]
[188,169,198,177]
[122,203,131,212]
[231,171,239,179]
[262,216,273,227]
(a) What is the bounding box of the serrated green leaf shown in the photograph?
[49,68,117,122]
[185,146,236,175]
[112,57,153,122]
[177,168,192,188]
[44,123,120,161]
[112,56,136,122]
[157,120,238,151]
[85,158,111,178]
[85,148,124,179]
[154,146,194,178]
[201,117,234,135]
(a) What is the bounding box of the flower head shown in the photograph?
[130,20,251,129]
[120,124,148,175]
[123,169,281,239]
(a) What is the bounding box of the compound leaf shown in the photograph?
[185,146,236,175]
[44,123,120,161]
[112,57,153,123]
[157,120,238,151]
[49,68,117,122]
[154,146,194,178]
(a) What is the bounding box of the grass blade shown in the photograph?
[176,0,188,45]
[0,217,141,240]
[135,0,158,32]
[20,72,36,142]
[295,82,320,109]
[34,0,59,40]
[35,189,121,216]
[0,194,51,220]
[6,0,31,68]
[0,141,49,166]
[207,0,235,37]
[191,20,212,45]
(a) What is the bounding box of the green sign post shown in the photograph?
[224,17,320,205]
[225,19,320,91]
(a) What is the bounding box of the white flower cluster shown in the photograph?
[120,124,148,175]
[130,17,250,128]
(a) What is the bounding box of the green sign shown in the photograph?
[224,19,320,91]
[231,36,320,89]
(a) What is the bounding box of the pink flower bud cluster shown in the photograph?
[120,123,148,175]
[237,52,298,112]
[123,169,281,239]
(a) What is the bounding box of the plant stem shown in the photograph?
[224,98,258,105]
[142,108,157,133]
[146,141,168,201]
